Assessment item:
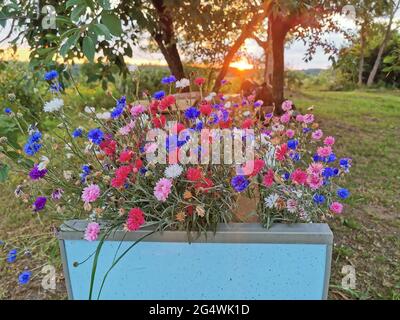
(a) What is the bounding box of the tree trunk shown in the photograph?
[265,19,273,86]
[151,0,185,80]
[270,16,287,114]
[212,0,273,93]
[358,24,365,87]
[367,0,400,86]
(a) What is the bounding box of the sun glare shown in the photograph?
[230,58,253,71]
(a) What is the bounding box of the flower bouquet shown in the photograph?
[0,71,352,299]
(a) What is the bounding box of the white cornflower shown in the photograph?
[43,98,64,112]
[176,78,190,89]
[96,112,111,120]
[38,156,49,171]
[84,106,96,114]
[164,164,183,179]
[242,111,251,117]
[205,92,216,102]
[265,193,279,209]
[224,102,232,109]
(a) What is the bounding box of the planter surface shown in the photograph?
[58,221,333,300]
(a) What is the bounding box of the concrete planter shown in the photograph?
[58,220,333,300]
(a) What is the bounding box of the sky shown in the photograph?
[0,7,398,70]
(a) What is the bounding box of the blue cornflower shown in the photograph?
[303,128,312,134]
[194,121,204,132]
[290,153,301,162]
[220,108,229,122]
[282,172,290,181]
[337,188,350,199]
[231,176,250,193]
[161,75,176,84]
[322,167,335,179]
[208,113,219,125]
[87,128,104,145]
[313,194,326,205]
[80,164,91,182]
[184,107,200,120]
[153,90,166,100]
[340,158,352,172]
[111,96,127,119]
[313,154,321,162]
[254,100,263,108]
[28,131,42,144]
[333,168,339,176]
[7,249,17,263]
[139,167,147,175]
[44,70,58,81]
[287,139,299,150]
[212,103,222,110]
[72,128,83,138]
[327,153,337,163]
[4,107,12,114]
[18,271,31,285]
[50,83,63,93]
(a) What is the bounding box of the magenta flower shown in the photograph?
[154,178,172,202]
[330,202,343,214]
[33,197,47,212]
[324,136,335,146]
[81,184,101,203]
[312,129,323,140]
[317,146,333,158]
[282,100,293,112]
[303,114,314,124]
[29,165,47,180]
[84,222,100,241]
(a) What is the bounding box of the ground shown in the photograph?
[0,90,399,300]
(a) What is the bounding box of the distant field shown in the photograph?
[0,89,399,299]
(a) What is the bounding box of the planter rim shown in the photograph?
[58,220,333,245]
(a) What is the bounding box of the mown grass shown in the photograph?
[294,90,400,299]
[0,89,399,299]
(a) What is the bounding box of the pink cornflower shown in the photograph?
[307,174,324,190]
[280,113,291,124]
[317,146,332,158]
[286,199,298,213]
[291,169,308,185]
[126,208,145,231]
[154,178,172,202]
[307,162,324,176]
[330,202,343,214]
[286,129,295,139]
[303,114,314,124]
[81,184,101,203]
[282,100,293,112]
[130,104,146,117]
[119,120,135,136]
[144,143,158,154]
[312,129,323,140]
[324,136,335,146]
[84,222,100,241]
[296,114,304,122]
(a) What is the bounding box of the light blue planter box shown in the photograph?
[58,220,333,300]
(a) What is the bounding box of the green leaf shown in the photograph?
[60,30,80,57]
[0,163,9,183]
[71,4,86,22]
[82,36,95,62]
[99,0,112,10]
[101,12,122,36]
[91,23,111,40]
[66,0,83,8]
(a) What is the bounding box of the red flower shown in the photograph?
[152,115,166,128]
[200,103,212,116]
[186,205,194,216]
[112,165,133,188]
[219,118,232,129]
[250,159,265,177]
[275,143,288,161]
[263,169,275,187]
[119,150,133,163]
[186,167,203,182]
[195,178,214,192]
[241,119,254,129]
[172,122,186,134]
[133,158,143,173]
[291,169,308,185]
[150,100,159,114]
[100,139,117,156]
[160,95,176,110]
[126,208,145,231]
[194,77,206,86]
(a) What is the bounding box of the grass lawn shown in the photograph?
[1,89,399,299]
